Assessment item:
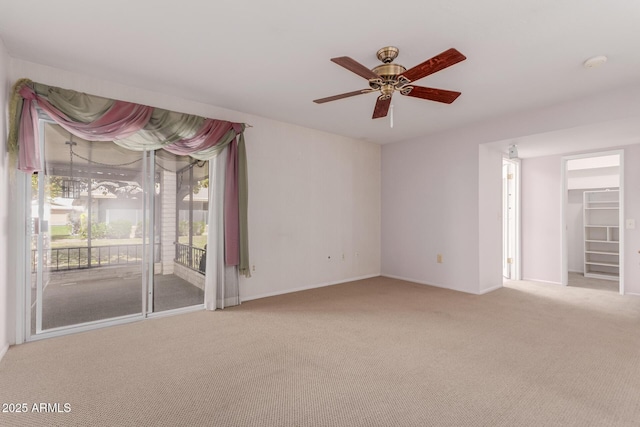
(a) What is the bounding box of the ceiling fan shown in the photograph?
[313,46,466,119]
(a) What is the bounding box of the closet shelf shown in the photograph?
[585,261,619,267]
[585,250,619,255]
[583,189,619,281]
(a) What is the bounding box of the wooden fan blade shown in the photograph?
[400,48,466,83]
[372,96,392,119]
[403,86,461,104]
[331,56,380,80]
[313,89,371,104]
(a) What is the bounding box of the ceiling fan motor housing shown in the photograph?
[371,47,408,93]
[372,63,407,79]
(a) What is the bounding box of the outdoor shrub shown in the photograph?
[179,220,190,236]
[107,219,132,239]
[193,221,205,235]
[79,214,108,239]
[91,222,108,239]
[67,212,81,235]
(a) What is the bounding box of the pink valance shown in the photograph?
[164,119,244,156]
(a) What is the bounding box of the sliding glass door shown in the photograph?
[26,120,206,339]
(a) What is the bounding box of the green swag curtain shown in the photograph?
[8,79,250,277]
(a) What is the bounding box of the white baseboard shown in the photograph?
[478,284,503,295]
[0,342,9,362]
[522,277,563,286]
[381,273,478,295]
[242,274,380,302]
[626,292,640,298]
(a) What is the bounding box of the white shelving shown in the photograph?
[583,189,619,280]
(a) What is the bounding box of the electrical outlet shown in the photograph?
[437,254,443,263]
[252,265,256,272]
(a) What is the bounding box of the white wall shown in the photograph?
[382,133,481,293]
[382,83,640,295]
[8,59,381,312]
[521,147,640,295]
[0,38,9,359]
[245,120,381,299]
[478,145,503,293]
[520,155,564,284]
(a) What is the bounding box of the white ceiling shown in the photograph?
[1,0,640,147]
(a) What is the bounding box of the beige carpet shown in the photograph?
[1,276,639,426]
[568,271,620,293]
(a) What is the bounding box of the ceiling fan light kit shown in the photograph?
[314,46,466,119]
[583,55,607,69]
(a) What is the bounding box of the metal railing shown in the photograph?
[175,243,206,274]
[31,243,160,272]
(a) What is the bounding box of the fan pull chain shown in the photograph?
[390,104,394,128]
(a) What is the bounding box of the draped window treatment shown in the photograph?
[8,78,250,279]
[205,145,241,310]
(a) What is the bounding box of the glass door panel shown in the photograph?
[30,122,145,334]
[152,153,206,313]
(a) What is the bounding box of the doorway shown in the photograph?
[502,158,520,280]
[561,151,623,294]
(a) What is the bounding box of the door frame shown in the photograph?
[502,157,521,280]
[561,149,624,294]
